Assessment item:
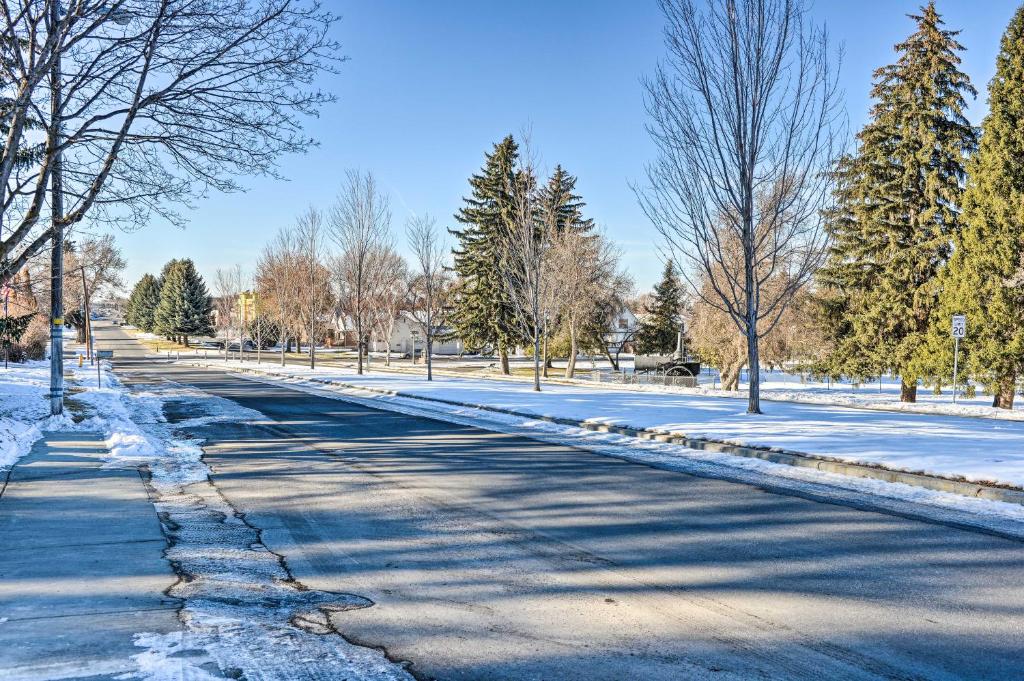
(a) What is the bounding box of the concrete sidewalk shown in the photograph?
[0,432,181,680]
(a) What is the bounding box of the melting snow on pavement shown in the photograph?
[95,374,414,681]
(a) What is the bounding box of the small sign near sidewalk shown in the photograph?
[952,314,966,403]
[952,314,966,339]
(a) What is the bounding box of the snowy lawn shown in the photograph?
[688,368,1024,420]
[0,360,80,468]
[188,358,1024,490]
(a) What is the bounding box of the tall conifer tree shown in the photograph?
[154,259,214,346]
[920,7,1024,409]
[451,136,522,373]
[537,165,594,235]
[125,274,161,332]
[818,2,977,402]
[636,261,685,354]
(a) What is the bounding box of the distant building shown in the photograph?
[605,306,639,352]
[369,313,463,356]
[238,290,257,327]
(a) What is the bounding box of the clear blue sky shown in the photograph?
[113,0,1021,296]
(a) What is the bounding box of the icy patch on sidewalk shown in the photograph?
[95,375,415,681]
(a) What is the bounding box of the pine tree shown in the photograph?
[537,165,594,235]
[450,135,522,373]
[636,261,685,354]
[125,274,161,332]
[918,6,1024,409]
[154,259,214,346]
[818,2,977,402]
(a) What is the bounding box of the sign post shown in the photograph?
[951,314,966,403]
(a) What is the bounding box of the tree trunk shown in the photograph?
[281,335,287,366]
[542,329,549,378]
[357,320,364,375]
[604,346,619,372]
[183,335,189,348]
[426,336,433,381]
[721,360,741,391]
[900,378,917,403]
[499,344,510,375]
[565,324,578,379]
[532,331,541,391]
[746,330,760,413]
[993,376,1016,410]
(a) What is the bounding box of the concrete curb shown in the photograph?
[182,361,1024,507]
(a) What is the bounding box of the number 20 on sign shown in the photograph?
[952,314,966,403]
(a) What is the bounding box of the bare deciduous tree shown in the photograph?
[498,157,546,391]
[638,0,842,413]
[549,229,623,379]
[214,264,243,360]
[294,207,332,369]
[256,227,303,366]
[0,0,340,277]
[406,214,450,381]
[329,170,391,375]
[62,233,125,350]
[366,246,406,367]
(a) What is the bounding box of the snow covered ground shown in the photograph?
[0,359,87,469]
[683,368,1024,420]
[185,359,1024,491]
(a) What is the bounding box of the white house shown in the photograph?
[369,313,463,357]
[605,306,639,352]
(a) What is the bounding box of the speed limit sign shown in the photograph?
[952,314,966,338]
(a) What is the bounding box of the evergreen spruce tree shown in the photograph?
[818,2,977,402]
[537,165,594,235]
[125,274,161,332]
[154,259,214,346]
[450,135,522,373]
[636,261,685,354]
[919,7,1024,409]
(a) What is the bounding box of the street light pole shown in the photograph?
[48,0,64,416]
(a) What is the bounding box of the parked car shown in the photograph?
[227,340,257,352]
[197,340,225,350]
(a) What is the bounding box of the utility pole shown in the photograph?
[80,267,92,362]
[49,0,65,416]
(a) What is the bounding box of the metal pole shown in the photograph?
[952,336,960,404]
[80,267,92,363]
[49,2,65,416]
[3,285,9,370]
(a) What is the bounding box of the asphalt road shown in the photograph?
[96,323,1024,681]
